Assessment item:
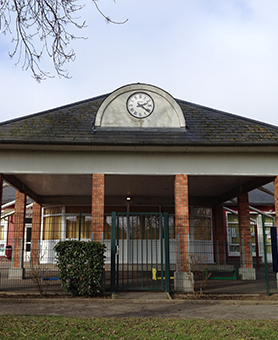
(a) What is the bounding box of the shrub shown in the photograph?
[54,240,106,296]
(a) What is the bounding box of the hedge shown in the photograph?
[54,240,106,296]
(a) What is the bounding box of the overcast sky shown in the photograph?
[1,0,278,126]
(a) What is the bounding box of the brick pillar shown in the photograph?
[13,191,26,269]
[237,192,252,269]
[175,174,190,271]
[92,174,105,243]
[274,177,278,233]
[0,174,2,221]
[213,204,226,265]
[31,203,42,265]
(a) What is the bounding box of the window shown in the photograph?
[226,212,261,255]
[43,206,92,240]
[227,213,240,254]
[0,225,4,240]
[43,207,62,240]
[104,214,175,240]
[25,226,32,252]
[263,216,274,254]
[66,207,91,239]
[192,207,212,241]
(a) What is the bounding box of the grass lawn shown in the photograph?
[0,316,278,339]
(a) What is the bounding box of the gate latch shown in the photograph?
[116,245,119,256]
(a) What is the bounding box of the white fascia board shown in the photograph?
[0,150,278,176]
[1,200,15,209]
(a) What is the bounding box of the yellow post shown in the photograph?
[152,268,157,280]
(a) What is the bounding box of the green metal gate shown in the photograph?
[111,212,170,292]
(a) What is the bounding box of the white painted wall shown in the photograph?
[1,150,278,176]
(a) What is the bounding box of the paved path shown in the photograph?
[0,293,278,319]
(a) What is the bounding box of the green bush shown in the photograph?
[54,240,106,296]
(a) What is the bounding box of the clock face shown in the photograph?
[126,92,154,119]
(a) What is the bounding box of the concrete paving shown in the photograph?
[0,293,278,319]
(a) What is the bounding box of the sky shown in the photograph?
[1,0,278,126]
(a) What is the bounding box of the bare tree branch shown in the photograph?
[93,0,128,25]
[0,0,128,81]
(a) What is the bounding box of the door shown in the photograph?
[24,222,32,262]
[111,212,170,292]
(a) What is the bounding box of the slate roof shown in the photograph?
[226,182,275,206]
[1,185,33,205]
[2,185,16,204]
[1,94,278,146]
[248,182,274,206]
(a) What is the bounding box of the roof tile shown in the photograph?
[0,95,278,146]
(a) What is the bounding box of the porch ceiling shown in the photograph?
[3,173,274,207]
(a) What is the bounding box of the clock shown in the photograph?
[126,92,154,118]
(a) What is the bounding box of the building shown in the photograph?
[1,83,278,292]
[224,182,275,265]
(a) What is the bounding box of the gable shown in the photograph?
[95,83,186,129]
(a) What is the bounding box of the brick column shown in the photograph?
[237,192,252,269]
[274,177,278,233]
[92,174,105,243]
[31,203,42,265]
[9,191,26,278]
[213,205,226,265]
[175,174,190,271]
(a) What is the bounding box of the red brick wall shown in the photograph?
[13,191,26,268]
[31,203,42,265]
[237,192,252,268]
[175,174,190,271]
[274,177,278,232]
[213,205,226,265]
[92,174,105,243]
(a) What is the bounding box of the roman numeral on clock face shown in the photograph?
[126,92,154,119]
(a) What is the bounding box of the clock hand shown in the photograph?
[137,102,151,113]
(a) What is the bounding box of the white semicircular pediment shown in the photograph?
[95,83,186,129]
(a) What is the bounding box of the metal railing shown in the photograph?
[0,213,277,296]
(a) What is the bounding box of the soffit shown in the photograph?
[15,174,92,196]
[3,174,274,206]
[189,176,258,197]
[10,174,175,197]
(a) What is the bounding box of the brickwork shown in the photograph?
[92,174,105,243]
[31,203,42,265]
[274,177,278,232]
[13,191,26,268]
[237,192,253,269]
[175,174,190,271]
[213,205,226,265]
